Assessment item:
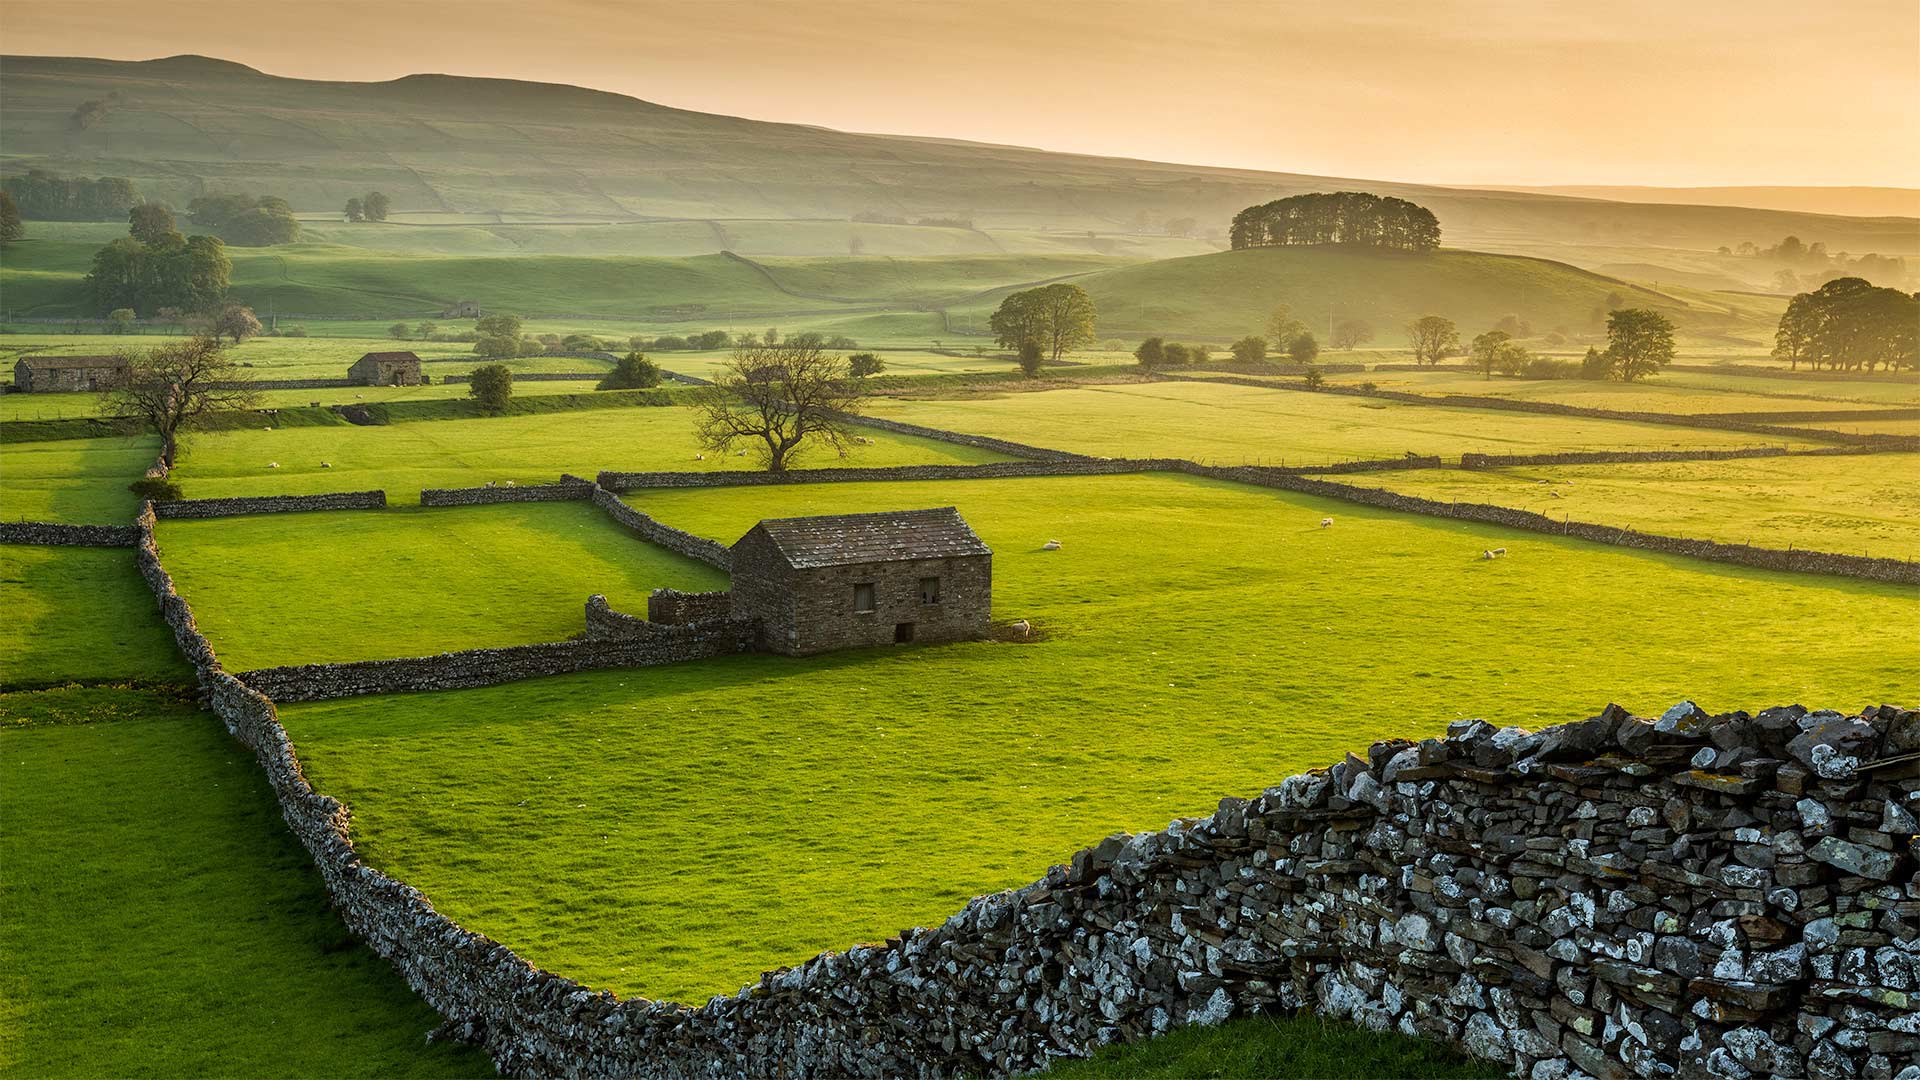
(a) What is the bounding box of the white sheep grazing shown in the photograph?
[695,454,705,461]
[485,480,496,488]
[320,462,332,469]
[267,461,280,469]
[1548,490,1562,499]
[735,449,747,457]
[1320,517,1334,528]
[504,480,516,487]
[1010,619,1032,639]
[1041,539,1062,551]
[1482,547,1508,560]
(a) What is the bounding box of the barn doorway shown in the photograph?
[893,622,915,643]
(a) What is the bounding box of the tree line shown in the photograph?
[344,192,391,222]
[86,202,232,317]
[1773,278,1917,373]
[1,170,140,220]
[1230,192,1441,253]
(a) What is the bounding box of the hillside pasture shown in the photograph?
[864,381,1829,464]
[0,687,488,1077]
[278,472,1916,1004]
[155,502,729,670]
[1320,367,1918,413]
[1344,454,1920,559]
[0,436,159,523]
[0,545,192,687]
[165,406,1008,504]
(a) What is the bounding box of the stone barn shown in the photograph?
[348,351,423,386]
[729,507,992,656]
[12,355,129,393]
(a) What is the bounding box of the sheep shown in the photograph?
[695,454,705,461]
[320,462,332,469]
[735,449,747,457]
[266,461,280,469]
[485,480,496,488]
[504,480,516,487]
[1320,517,1334,528]
[1548,490,1563,499]
[1481,547,1508,560]
[1009,619,1032,639]
[1041,539,1062,551]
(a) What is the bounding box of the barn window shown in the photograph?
[853,583,876,613]
[919,576,941,604]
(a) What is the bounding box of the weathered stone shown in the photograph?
[1808,837,1900,881]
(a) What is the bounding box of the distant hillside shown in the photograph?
[951,247,1780,346]
[3,54,1915,263]
[1487,185,1920,220]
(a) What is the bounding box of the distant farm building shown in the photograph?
[441,300,481,318]
[10,355,129,393]
[349,351,423,386]
[729,507,992,656]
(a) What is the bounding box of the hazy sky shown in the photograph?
[3,0,1915,186]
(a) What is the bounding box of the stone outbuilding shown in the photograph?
[11,355,129,393]
[348,351,423,386]
[728,507,992,656]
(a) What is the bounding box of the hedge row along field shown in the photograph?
[274,472,1916,1003]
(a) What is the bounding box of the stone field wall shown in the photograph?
[588,484,734,570]
[595,455,1443,492]
[645,588,734,625]
[418,480,595,507]
[0,521,138,546]
[1461,448,1793,469]
[845,413,1096,461]
[150,490,388,518]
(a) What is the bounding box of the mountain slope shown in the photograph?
[3,54,1915,262]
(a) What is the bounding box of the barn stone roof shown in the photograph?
[738,507,990,570]
[17,354,127,369]
[354,351,421,363]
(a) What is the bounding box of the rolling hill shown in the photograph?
[3,54,1915,265]
[948,247,1780,346]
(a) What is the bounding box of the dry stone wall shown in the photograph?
[1461,449,1793,469]
[646,588,734,624]
[0,521,138,546]
[418,480,595,507]
[588,484,733,570]
[846,413,1095,461]
[234,621,758,702]
[595,455,1442,491]
[151,490,387,518]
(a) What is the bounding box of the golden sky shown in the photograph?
[2,0,1915,187]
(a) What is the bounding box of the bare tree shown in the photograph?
[692,338,868,472]
[99,335,259,466]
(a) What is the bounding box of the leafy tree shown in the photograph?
[107,308,136,333]
[653,335,690,350]
[1288,333,1320,364]
[693,330,731,350]
[847,352,885,378]
[692,337,867,472]
[1303,365,1325,389]
[1603,309,1677,382]
[1493,313,1531,338]
[388,322,413,340]
[0,191,22,241]
[128,203,177,245]
[1265,305,1307,350]
[473,313,524,358]
[87,230,230,316]
[1134,337,1166,368]
[599,352,661,390]
[1580,346,1611,380]
[1778,277,1919,373]
[1330,319,1374,350]
[209,303,262,344]
[1186,343,1211,364]
[825,335,859,350]
[415,320,438,340]
[1493,340,1531,376]
[223,206,300,246]
[363,191,391,221]
[344,198,364,222]
[1,170,139,220]
[1016,340,1046,378]
[990,283,1097,364]
[1469,329,1511,379]
[98,335,258,465]
[1160,342,1191,365]
[1231,191,1441,252]
[85,238,144,312]
[1406,315,1459,365]
[467,364,514,413]
[1229,336,1267,364]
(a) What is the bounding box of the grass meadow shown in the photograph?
[0,435,159,523]
[1047,1012,1505,1079]
[1346,454,1920,559]
[0,687,490,1078]
[866,381,1827,464]
[1319,367,1920,412]
[156,502,729,669]
[0,544,192,687]
[276,473,1916,1004]
[163,406,1007,504]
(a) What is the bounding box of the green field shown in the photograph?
[157,502,728,669]
[1047,1013,1505,1079]
[163,405,1007,504]
[0,435,158,523]
[1322,367,1920,412]
[0,687,489,1078]
[1345,454,1920,559]
[866,381,1824,464]
[277,473,1916,1004]
[0,544,192,687]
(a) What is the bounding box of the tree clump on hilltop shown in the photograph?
[1230,192,1440,252]
[1773,278,1917,373]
